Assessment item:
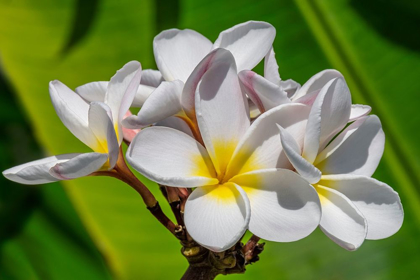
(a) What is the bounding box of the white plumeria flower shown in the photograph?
[3,61,142,184]
[123,21,276,130]
[126,50,321,252]
[239,48,372,120]
[277,77,403,250]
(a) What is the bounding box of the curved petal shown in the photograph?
[184,182,250,252]
[126,126,218,188]
[264,47,281,85]
[230,169,321,242]
[88,102,119,169]
[182,48,233,119]
[213,21,276,72]
[3,154,79,185]
[123,80,184,128]
[196,51,249,175]
[106,61,142,144]
[141,69,163,87]
[155,116,194,138]
[302,78,351,163]
[315,115,384,177]
[239,70,290,113]
[225,103,310,179]
[75,81,108,102]
[293,69,343,101]
[278,125,321,184]
[315,184,367,251]
[49,80,97,149]
[349,104,371,122]
[320,174,403,240]
[153,29,213,82]
[50,152,108,180]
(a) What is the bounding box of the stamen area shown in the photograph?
[202,183,240,203]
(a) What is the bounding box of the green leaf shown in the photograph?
[1,0,420,279]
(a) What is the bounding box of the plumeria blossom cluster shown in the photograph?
[3,21,403,256]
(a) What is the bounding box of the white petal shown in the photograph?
[196,51,249,175]
[182,48,233,119]
[315,115,384,177]
[155,116,194,138]
[106,61,142,144]
[320,174,403,240]
[131,85,155,107]
[153,29,213,82]
[126,126,218,187]
[230,169,321,242]
[124,80,184,128]
[349,104,371,121]
[316,184,367,251]
[141,69,163,87]
[50,152,108,180]
[278,125,321,184]
[264,47,281,85]
[3,154,79,185]
[213,21,276,72]
[303,78,351,163]
[225,103,310,179]
[293,69,343,101]
[248,99,261,119]
[184,183,250,252]
[239,70,290,113]
[88,102,119,169]
[75,81,108,102]
[49,80,97,149]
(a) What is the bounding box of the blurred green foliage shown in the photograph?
[0,0,419,279]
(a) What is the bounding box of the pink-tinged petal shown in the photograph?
[349,104,371,122]
[3,154,79,185]
[126,126,218,188]
[303,78,351,163]
[155,116,194,138]
[153,29,213,82]
[88,102,119,169]
[225,103,310,178]
[278,125,321,184]
[315,115,384,177]
[239,70,290,113]
[182,48,232,119]
[123,80,184,129]
[230,169,321,242]
[293,69,343,101]
[213,21,276,72]
[196,51,250,175]
[316,184,367,251]
[76,81,108,102]
[50,152,108,180]
[264,47,281,85]
[141,69,163,87]
[320,174,403,240]
[184,183,250,252]
[122,111,141,143]
[106,61,142,144]
[49,80,97,150]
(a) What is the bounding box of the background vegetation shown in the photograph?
[1,0,419,279]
